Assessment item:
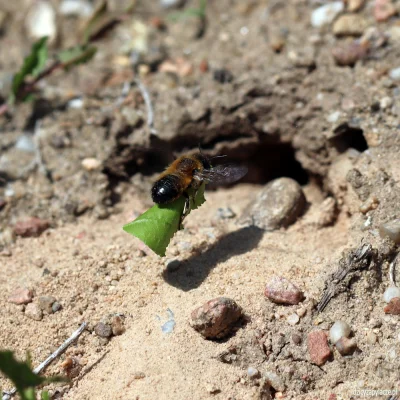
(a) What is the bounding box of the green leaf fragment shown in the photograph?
[58,45,97,70]
[0,351,45,393]
[123,184,206,257]
[9,36,49,103]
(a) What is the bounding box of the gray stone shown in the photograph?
[240,178,306,231]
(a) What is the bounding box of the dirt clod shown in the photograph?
[38,296,57,314]
[335,337,357,355]
[190,297,243,339]
[111,315,125,336]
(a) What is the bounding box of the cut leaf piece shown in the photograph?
[123,184,206,257]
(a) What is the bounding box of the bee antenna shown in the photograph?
[211,154,227,159]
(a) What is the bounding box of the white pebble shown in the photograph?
[247,367,260,378]
[287,313,300,325]
[25,1,57,42]
[15,135,36,153]
[327,111,341,123]
[389,67,400,80]
[380,96,393,110]
[383,286,400,303]
[68,98,84,109]
[81,158,101,171]
[311,2,344,28]
[59,0,93,17]
[329,321,351,344]
[264,371,285,392]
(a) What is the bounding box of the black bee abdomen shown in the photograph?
[151,175,182,204]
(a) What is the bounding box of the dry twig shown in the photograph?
[135,79,157,136]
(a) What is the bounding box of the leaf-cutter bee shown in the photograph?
[151,152,248,225]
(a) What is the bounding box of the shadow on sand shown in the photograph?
[162,226,264,291]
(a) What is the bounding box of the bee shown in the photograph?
[151,151,248,225]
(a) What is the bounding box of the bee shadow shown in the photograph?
[162,226,264,291]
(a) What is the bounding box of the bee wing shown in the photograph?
[194,164,248,185]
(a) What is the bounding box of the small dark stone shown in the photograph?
[94,322,113,338]
[292,333,302,345]
[213,68,234,84]
[111,316,125,336]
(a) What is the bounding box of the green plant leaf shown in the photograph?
[82,0,108,44]
[9,36,48,103]
[0,351,45,393]
[58,45,97,70]
[123,184,206,257]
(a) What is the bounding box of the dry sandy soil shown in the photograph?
[1,0,400,399]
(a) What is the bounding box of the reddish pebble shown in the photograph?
[264,276,304,305]
[8,287,33,304]
[374,0,397,22]
[149,16,165,30]
[307,330,332,366]
[199,59,209,73]
[384,297,400,315]
[332,40,369,67]
[14,217,50,237]
[190,297,243,339]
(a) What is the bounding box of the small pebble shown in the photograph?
[379,219,400,243]
[94,322,113,338]
[384,297,400,315]
[307,330,332,366]
[380,97,393,110]
[292,333,302,345]
[332,40,368,67]
[14,217,50,238]
[359,196,379,214]
[310,2,344,28]
[59,0,93,17]
[190,297,243,339]
[389,68,400,81]
[241,178,306,231]
[111,315,125,336]
[8,287,33,305]
[333,15,368,37]
[329,321,352,344]
[287,313,300,325]
[347,0,365,12]
[383,286,400,303]
[366,331,377,344]
[264,371,285,392]
[61,357,82,378]
[25,303,43,321]
[335,337,357,355]
[52,301,62,313]
[81,158,101,171]
[265,276,304,305]
[374,0,396,22]
[25,0,57,42]
[247,367,260,379]
[132,372,146,379]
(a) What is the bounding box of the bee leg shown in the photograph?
[180,194,191,229]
